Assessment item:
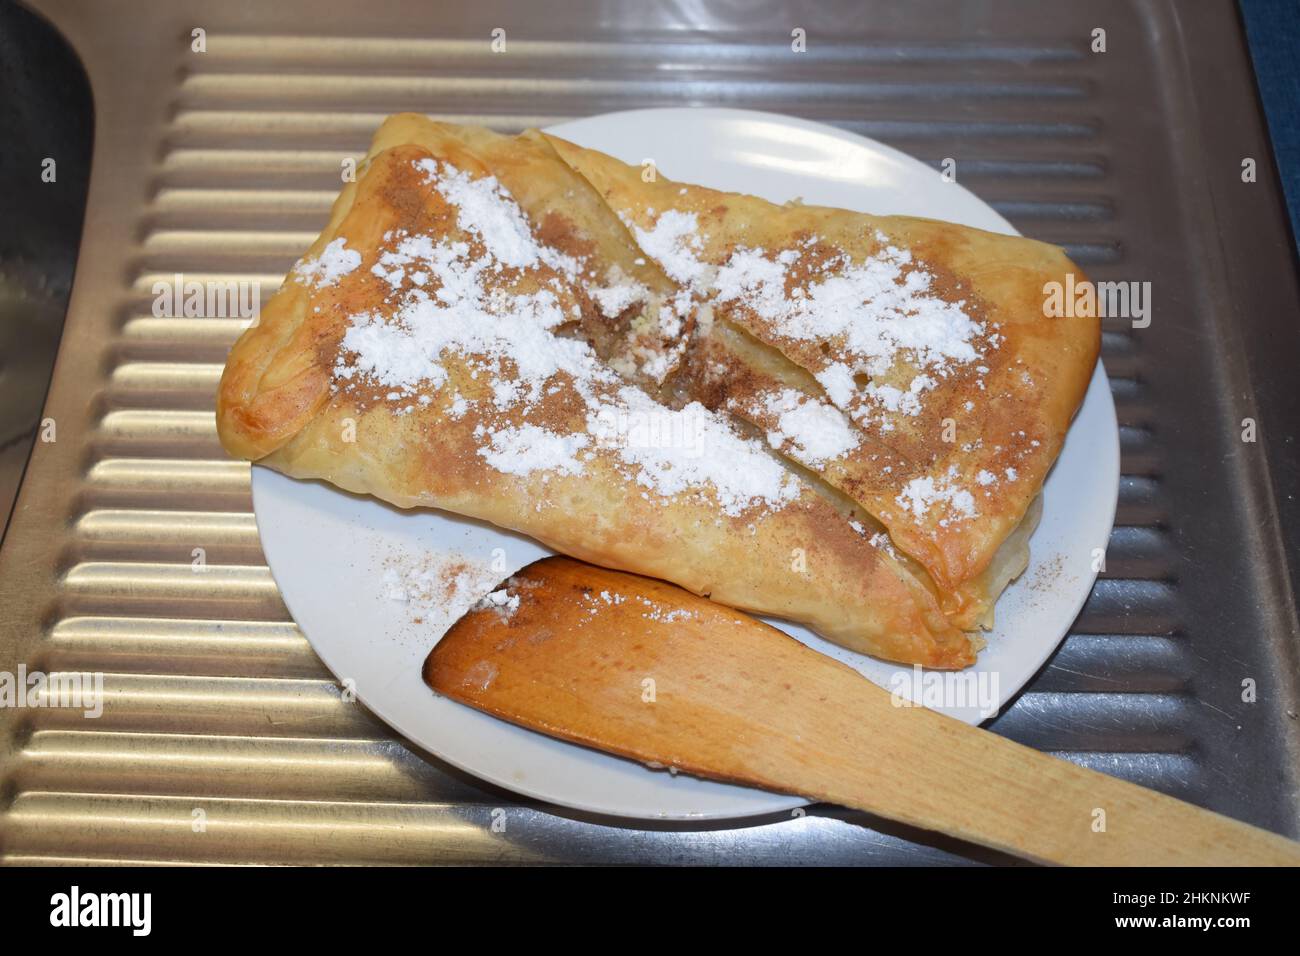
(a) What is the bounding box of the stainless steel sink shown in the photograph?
[0,0,1297,865]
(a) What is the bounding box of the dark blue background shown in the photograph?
[1241,0,1300,251]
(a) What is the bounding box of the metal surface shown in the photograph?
[0,1,90,541]
[1,0,1298,865]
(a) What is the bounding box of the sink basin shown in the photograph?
[0,0,92,542]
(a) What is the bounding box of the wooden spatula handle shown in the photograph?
[427,557,1300,866]
[796,691,1299,866]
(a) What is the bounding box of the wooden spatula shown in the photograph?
[425,556,1300,866]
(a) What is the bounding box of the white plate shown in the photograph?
[251,107,1119,821]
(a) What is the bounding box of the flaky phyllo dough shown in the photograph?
[218,114,1099,669]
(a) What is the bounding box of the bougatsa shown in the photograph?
[218,114,1097,668]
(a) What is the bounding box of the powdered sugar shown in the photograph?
[631,210,709,285]
[759,388,860,466]
[861,373,937,418]
[591,280,650,319]
[895,468,979,524]
[477,423,589,477]
[472,587,521,619]
[294,237,361,289]
[815,362,858,409]
[416,158,576,276]
[338,282,579,404]
[628,211,988,432]
[337,216,591,410]
[591,387,801,516]
[713,241,984,424]
[380,550,499,610]
[578,587,700,624]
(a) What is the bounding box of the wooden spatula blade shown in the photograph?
[425,555,810,790]
[426,557,1300,866]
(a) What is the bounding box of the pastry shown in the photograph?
[217,114,974,668]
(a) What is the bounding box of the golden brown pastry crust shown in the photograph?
[218,114,975,668]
